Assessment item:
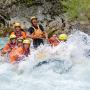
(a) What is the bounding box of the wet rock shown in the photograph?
[0,0,90,37]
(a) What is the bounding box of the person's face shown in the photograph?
[53,35,57,38]
[15,26,21,32]
[24,43,30,49]
[11,38,16,44]
[17,42,23,47]
[31,19,38,26]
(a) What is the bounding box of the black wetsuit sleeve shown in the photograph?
[28,27,34,34]
[39,24,44,31]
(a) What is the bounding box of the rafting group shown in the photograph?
[0,16,68,64]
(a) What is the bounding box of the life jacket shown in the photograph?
[11,31,26,39]
[49,37,59,46]
[7,42,16,49]
[9,46,24,63]
[32,25,45,37]
[2,42,16,53]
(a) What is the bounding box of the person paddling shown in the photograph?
[9,38,24,63]
[28,16,47,48]
[23,39,30,57]
[49,34,60,47]
[11,22,26,39]
[1,34,17,56]
[9,38,30,64]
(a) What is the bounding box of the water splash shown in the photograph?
[0,30,90,90]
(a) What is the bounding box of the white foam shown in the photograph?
[0,30,90,90]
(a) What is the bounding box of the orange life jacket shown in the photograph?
[2,42,16,53]
[32,25,45,38]
[11,31,26,39]
[9,46,24,63]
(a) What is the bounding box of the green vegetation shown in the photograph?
[61,0,90,21]
[20,0,90,21]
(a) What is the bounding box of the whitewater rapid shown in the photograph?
[0,30,90,90]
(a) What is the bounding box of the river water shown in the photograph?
[0,30,90,90]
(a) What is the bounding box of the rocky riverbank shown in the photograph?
[0,0,90,37]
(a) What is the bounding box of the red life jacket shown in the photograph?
[49,37,59,46]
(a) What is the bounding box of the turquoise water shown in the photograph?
[0,37,8,50]
[0,31,90,90]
